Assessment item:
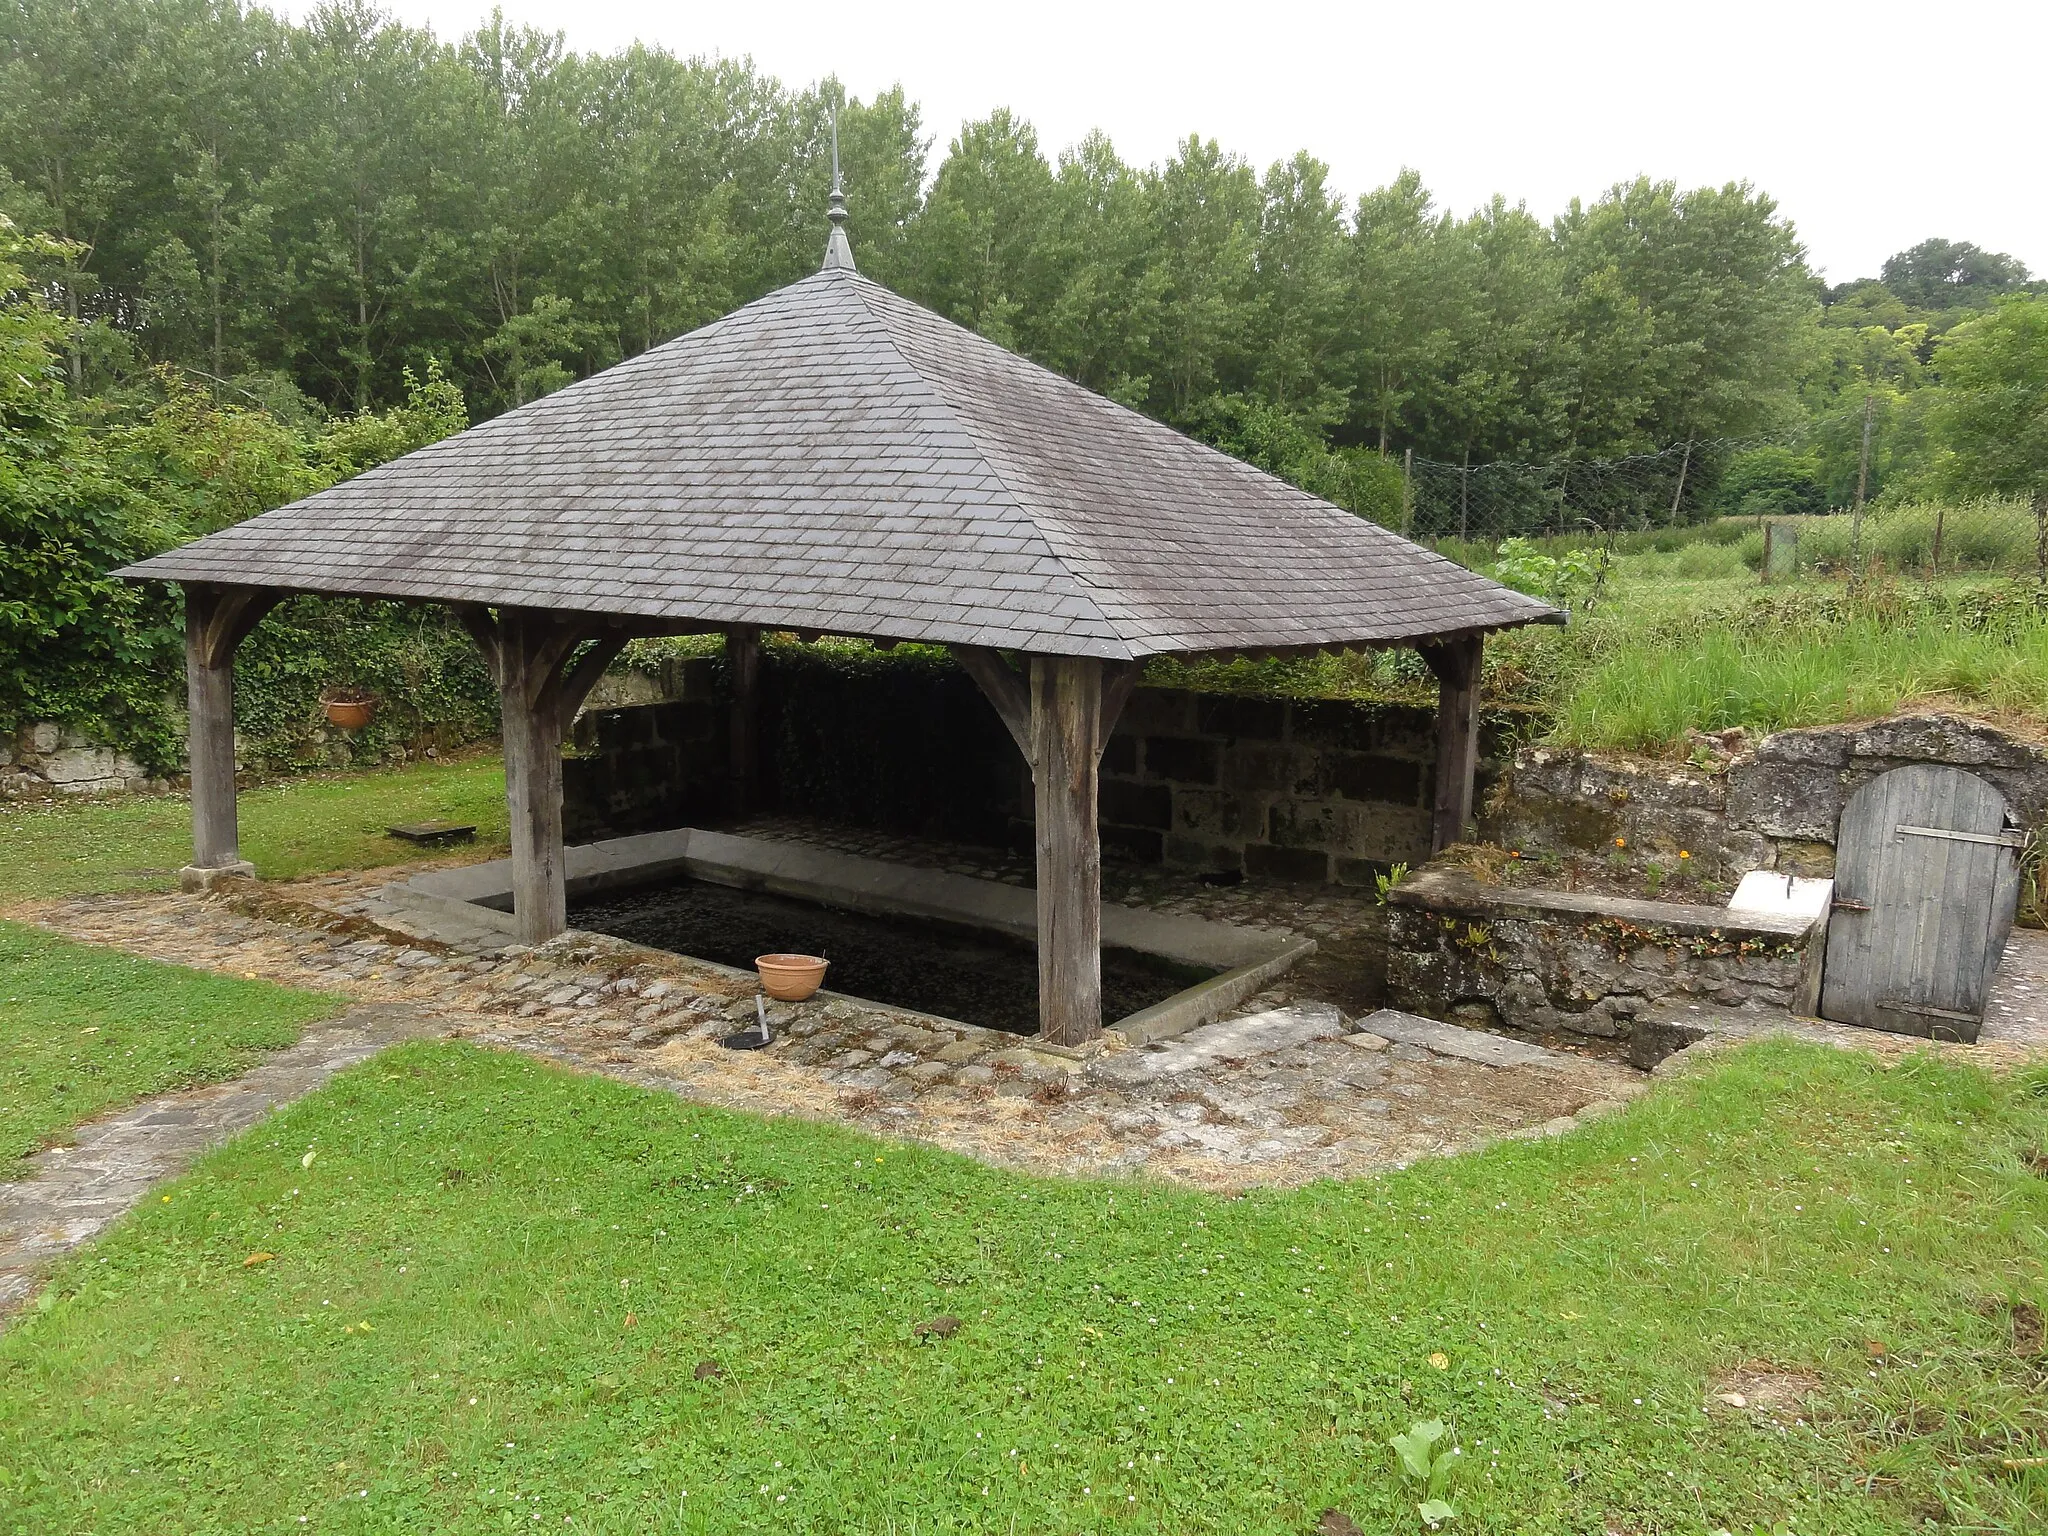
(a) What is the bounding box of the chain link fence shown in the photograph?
[1391,437,2047,584]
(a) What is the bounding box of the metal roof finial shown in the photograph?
[822,99,855,272]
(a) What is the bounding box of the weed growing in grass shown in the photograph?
[1390,1416,1463,1524]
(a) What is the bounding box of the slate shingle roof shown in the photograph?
[121,267,1559,659]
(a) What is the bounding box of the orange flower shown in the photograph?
[1614,837,1626,848]
[1679,850,1691,860]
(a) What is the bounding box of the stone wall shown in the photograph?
[1,722,171,798]
[561,661,730,842]
[1385,863,1813,1050]
[1487,713,2048,883]
[1100,692,1514,886]
[559,664,1515,887]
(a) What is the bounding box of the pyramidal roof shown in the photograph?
[122,264,1557,660]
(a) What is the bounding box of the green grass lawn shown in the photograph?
[0,922,337,1166]
[0,754,510,902]
[1,1037,2042,1533]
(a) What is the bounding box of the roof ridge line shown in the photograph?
[834,275,1135,659]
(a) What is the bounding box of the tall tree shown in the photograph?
[1145,136,1260,424]
[1346,169,1455,455]
[1253,151,1349,422]
[1882,239,2032,312]
[906,109,1056,350]
[1930,296,2048,518]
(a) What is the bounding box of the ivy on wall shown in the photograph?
[230,598,499,772]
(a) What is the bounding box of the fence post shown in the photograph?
[1931,504,1945,578]
[1668,436,1693,527]
[1851,392,1874,582]
[1760,522,1773,585]
[1459,447,1470,543]
[1402,447,1414,537]
[2035,489,2046,587]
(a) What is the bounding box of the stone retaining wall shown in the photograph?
[1,722,171,798]
[561,661,730,842]
[1487,713,2048,883]
[1385,863,1813,1046]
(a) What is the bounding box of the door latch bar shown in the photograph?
[1893,824,2024,848]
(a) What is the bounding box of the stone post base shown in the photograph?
[179,861,257,892]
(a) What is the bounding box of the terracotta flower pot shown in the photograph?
[322,698,374,730]
[755,953,829,1002]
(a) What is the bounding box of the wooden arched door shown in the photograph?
[1820,765,2021,1041]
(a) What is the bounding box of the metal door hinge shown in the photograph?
[1830,897,1871,913]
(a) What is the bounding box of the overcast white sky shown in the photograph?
[313,0,2046,283]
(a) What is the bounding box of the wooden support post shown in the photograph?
[1031,656,1104,1047]
[727,626,762,817]
[954,645,1121,1045]
[1420,635,1483,856]
[461,607,626,945]
[180,583,281,891]
[949,645,1031,757]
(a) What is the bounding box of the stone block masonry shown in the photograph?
[1098,690,1509,886]
[560,663,1516,889]
[1489,713,2048,883]
[1,722,171,799]
[561,660,730,843]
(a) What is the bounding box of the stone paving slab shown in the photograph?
[0,1003,443,1320]
[1357,1008,1581,1071]
[1093,1004,1348,1086]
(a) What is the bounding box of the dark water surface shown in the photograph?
[569,878,1214,1035]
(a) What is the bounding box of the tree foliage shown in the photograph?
[0,214,479,760]
[1929,297,2048,512]
[0,0,1820,474]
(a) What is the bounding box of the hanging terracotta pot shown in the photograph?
[321,694,375,730]
[755,953,829,1001]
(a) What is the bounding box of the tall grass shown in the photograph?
[1554,611,2048,751]
[1745,499,2039,576]
[1155,519,2048,752]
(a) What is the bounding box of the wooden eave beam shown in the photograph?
[949,645,1033,759]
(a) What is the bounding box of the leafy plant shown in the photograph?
[1374,861,1410,905]
[1389,1417,1461,1524]
[1490,537,1604,609]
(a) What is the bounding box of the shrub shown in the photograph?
[1716,445,1826,519]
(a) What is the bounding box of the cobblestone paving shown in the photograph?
[3,866,1637,1204]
